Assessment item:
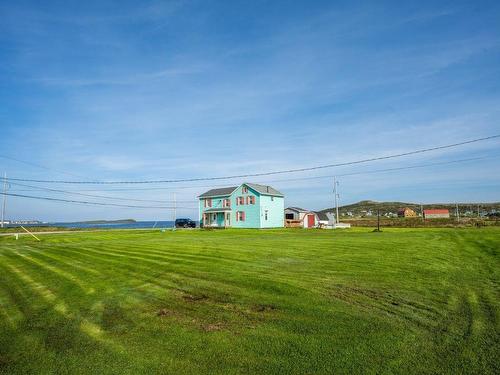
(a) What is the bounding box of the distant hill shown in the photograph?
[320,200,500,217]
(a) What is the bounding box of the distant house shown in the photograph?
[398,207,417,218]
[423,209,450,219]
[198,183,284,228]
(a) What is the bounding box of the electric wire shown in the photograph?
[2,152,498,210]
[4,181,196,203]
[6,154,495,192]
[0,154,92,179]
[2,134,499,184]
[0,192,196,209]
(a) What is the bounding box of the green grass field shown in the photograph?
[0,228,498,374]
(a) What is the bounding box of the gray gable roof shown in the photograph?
[245,183,284,197]
[198,186,237,198]
[286,206,309,213]
[199,183,284,198]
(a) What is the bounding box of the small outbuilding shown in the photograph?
[314,211,330,227]
[284,207,318,228]
[423,209,450,219]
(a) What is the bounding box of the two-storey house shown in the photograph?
[198,183,284,228]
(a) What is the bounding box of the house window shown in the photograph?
[237,196,244,205]
[285,213,294,220]
[249,196,255,205]
[223,199,231,207]
[265,210,268,220]
[204,199,212,208]
[236,211,245,221]
[213,214,217,220]
[242,186,248,194]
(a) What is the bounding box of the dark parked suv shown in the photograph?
[175,218,196,228]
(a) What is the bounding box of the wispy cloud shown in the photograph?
[1,0,499,221]
[33,66,205,87]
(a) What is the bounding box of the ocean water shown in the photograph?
[6,221,177,230]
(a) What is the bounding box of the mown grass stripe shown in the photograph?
[0,227,498,374]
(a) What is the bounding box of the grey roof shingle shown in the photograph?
[245,183,284,197]
[198,187,237,198]
[286,206,309,213]
[198,183,284,198]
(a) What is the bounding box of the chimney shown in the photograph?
[267,186,269,193]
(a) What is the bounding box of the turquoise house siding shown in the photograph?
[198,183,284,229]
[259,195,284,228]
[198,195,227,228]
[232,184,260,228]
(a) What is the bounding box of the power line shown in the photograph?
[270,155,497,182]
[7,154,495,193]
[2,153,499,211]
[4,181,195,203]
[2,134,499,184]
[1,172,7,228]
[0,192,196,209]
[0,154,91,180]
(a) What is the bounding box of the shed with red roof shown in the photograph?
[423,209,450,219]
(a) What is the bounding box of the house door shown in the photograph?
[307,214,315,228]
[226,213,231,227]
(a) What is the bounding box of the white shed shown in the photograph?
[285,207,317,228]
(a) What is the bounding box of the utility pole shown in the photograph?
[456,203,460,223]
[421,204,424,222]
[1,173,6,228]
[333,177,340,225]
[172,192,177,230]
[198,200,200,228]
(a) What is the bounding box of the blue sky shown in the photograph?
[1,0,499,222]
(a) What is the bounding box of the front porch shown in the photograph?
[202,208,232,228]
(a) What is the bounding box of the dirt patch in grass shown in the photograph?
[101,300,134,333]
[156,308,174,317]
[251,304,277,313]
[182,293,209,303]
[0,353,12,369]
[203,322,224,332]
